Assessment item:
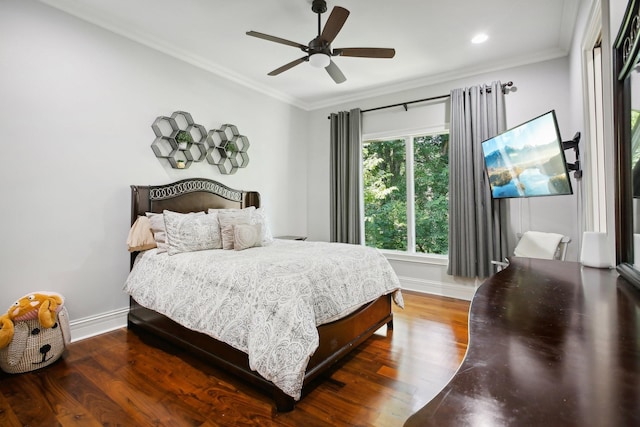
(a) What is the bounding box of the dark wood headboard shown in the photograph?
[130,178,260,225]
[129,178,260,267]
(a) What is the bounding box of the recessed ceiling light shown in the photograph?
[472,33,489,44]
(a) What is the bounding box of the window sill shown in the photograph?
[380,250,448,266]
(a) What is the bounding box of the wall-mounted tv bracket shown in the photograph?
[563,131,582,179]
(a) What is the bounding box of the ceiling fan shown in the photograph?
[246,0,395,84]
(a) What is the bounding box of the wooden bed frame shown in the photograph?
[128,178,394,412]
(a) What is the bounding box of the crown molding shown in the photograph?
[39,0,308,109]
[305,47,570,111]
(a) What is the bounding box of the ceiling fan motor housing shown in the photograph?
[309,37,330,55]
[311,0,327,14]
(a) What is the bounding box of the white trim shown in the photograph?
[69,307,128,342]
[363,124,448,142]
[39,0,571,111]
[581,0,606,233]
[39,0,302,109]
[383,250,448,265]
[406,136,416,252]
[598,0,618,267]
[309,47,569,111]
[398,275,477,301]
[581,0,602,51]
[593,46,607,231]
[363,130,450,256]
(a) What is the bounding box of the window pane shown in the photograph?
[414,134,449,254]
[363,139,407,250]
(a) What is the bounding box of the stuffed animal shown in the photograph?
[0,292,70,374]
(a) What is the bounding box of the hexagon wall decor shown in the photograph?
[151,111,207,169]
[204,124,250,175]
[152,114,250,174]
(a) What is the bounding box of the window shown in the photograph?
[363,132,449,255]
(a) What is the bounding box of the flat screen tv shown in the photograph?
[481,110,573,199]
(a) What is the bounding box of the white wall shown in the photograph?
[0,0,308,339]
[610,0,627,40]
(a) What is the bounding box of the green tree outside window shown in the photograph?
[363,133,449,255]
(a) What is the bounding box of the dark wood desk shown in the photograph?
[404,258,640,427]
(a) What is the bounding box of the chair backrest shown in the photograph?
[556,236,571,261]
[514,231,571,261]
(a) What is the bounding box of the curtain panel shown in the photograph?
[448,81,507,278]
[329,108,362,244]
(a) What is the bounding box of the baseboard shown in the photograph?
[69,307,129,342]
[398,276,478,301]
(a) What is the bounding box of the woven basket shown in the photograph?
[0,306,69,374]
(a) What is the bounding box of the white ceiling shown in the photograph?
[40,0,582,110]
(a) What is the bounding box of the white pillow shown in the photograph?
[233,223,262,251]
[218,208,254,249]
[251,207,274,245]
[209,207,273,246]
[163,210,221,255]
[145,212,168,254]
[207,206,256,215]
[146,211,205,254]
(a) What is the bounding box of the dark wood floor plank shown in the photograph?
[51,364,140,427]
[117,338,280,425]
[42,371,115,427]
[1,373,61,426]
[75,356,184,426]
[0,390,22,427]
[0,292,469,427]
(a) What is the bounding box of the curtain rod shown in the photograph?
[360,81,514,114]
[361,93,450,113]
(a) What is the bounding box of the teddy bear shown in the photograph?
[0,292,70,374]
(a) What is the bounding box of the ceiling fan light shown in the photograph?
[309,53,331,68]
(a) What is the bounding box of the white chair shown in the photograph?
[492,231,571,271]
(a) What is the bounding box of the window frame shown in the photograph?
[362,124,449,259]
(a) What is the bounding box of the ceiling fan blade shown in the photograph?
[334,48,396,58]
[325,60,346,84]
[320,6,349,44]
[268,56,308,76]
[246,31,307,50]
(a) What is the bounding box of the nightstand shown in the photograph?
[275,235,307,241]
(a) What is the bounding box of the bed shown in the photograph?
[125,178,402,412]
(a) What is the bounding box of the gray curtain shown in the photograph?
[329,108,362,244]
[448,81,507,278]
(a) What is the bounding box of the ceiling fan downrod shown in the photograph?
[312,0,327,36]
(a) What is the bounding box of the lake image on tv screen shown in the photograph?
[482,113,571,198]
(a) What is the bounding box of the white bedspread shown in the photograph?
[123,239,403,400]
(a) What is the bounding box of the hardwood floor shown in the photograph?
[0,291,470,427]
